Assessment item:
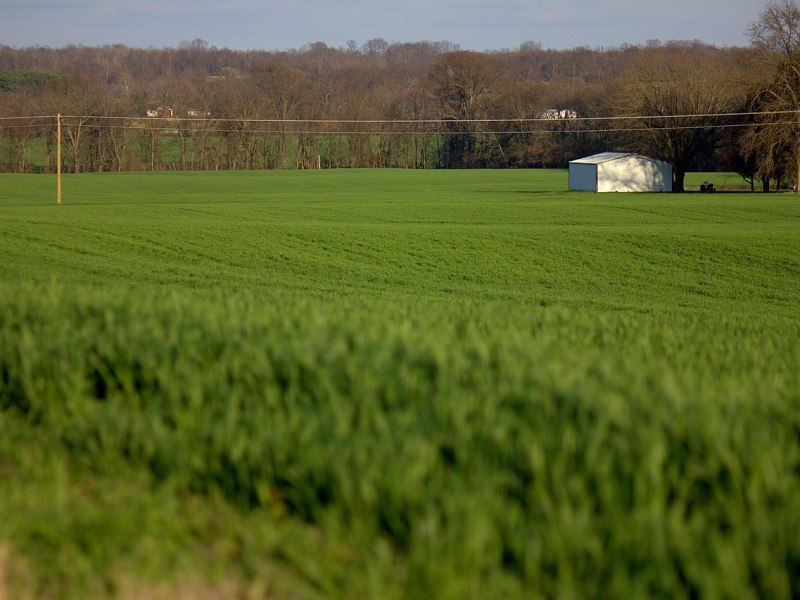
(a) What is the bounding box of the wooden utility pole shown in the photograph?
[57,113,62,205]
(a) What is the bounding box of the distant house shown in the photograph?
[146,106,173,118]
[569,152,672,193]
[187,109,211,118]
[542,108,578,119]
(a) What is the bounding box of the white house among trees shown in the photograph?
[568,152,673,192]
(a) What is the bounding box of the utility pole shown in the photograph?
[57,113,62,205]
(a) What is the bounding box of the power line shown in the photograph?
[0,112,796,147]
[0,122,703,135]
[56,109,800,124]
[15,122,800,135]
[1,109,798,125]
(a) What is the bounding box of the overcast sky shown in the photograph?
[1,0,771,52]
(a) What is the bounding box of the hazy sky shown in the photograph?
[1,0,771,51]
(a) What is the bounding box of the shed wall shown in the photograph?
[597,156,672,192]
[568,163,597,191]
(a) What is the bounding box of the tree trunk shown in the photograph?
[150,132,156,171]
[673,167,686,193]
[72,132,81,174]
[796,155,800,193]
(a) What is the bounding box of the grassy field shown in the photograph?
[1,169,799,598]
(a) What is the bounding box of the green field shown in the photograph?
[1,169,799,598]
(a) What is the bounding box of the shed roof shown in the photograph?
[569,152,636,165]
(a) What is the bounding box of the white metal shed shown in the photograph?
[568,152,672,193]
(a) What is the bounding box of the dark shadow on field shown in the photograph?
[508,190,786,196]
[511,190,569,194]
[470,190,565,195]
[686,190,791,195]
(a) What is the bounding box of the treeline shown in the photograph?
[0,39,642,173]
[1,2,799,191]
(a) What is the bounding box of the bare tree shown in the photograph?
[37,75,103,173]
[387,78,433,168]
[429,51,503,168]
[253,63,311,169]
[614,46,742,192]
[748,0,800,191]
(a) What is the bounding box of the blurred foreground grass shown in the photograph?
[1,284,799,598]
